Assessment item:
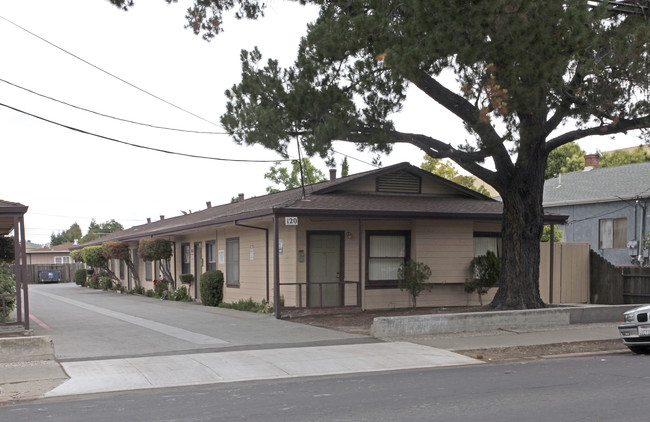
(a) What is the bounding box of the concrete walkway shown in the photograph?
[46,342,479,397]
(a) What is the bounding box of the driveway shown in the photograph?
[28,283,371,361]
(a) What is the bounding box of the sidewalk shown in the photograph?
[1,322,625,402]
[0,284,629,402]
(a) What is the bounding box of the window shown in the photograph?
[181,243,191,274]
[206,241,217,272]
[473,232,502,257]
[366,231,410,288]
[599,218,627,249]
[145,260,153,281]
[54,256,70,264]
[226,238,239,287]
[119,260,125,279]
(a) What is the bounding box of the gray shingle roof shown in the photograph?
[76,162,566,247]
[543,162,650,207]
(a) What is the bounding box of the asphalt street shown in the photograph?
[2,353,649,422]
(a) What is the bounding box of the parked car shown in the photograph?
[619,305,650,354]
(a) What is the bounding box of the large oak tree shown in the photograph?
[110,0,650,309]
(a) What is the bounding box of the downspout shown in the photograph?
[235,221,270,303]
[273,215,281,319]
[549,223,555,305]
[358,219,364,309]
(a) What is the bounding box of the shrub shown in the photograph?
[170,285,190,302]
[88,273,100,289]
[219,298,272,313]
[179,273,194,284]
[99,274,113,291]
[145,289,155,297]
[200,270,224,307]
[73,269,87,286]
[153,279,169,298]
[0,266,16,320]
[397,260,433,308]
[129,286,145,295]
[464,250,501,306]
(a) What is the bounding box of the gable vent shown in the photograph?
[376,170,421,194]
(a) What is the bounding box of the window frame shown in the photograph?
[473,231,502,258]
[365,230,411,289]
[226,237,240,287]
[181,243,191,274]
[206,240,217,272]
[145,260,153,281]
[599,217,627,249]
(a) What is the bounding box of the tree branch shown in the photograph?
[408,69,513,172]
[545,114,650,152]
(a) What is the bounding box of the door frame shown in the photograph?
[306,231,345,307]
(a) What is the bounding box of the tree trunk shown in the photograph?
[490,145,547,309]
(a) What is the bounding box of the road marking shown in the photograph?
[29,313,51,330]
[31,289,228,345]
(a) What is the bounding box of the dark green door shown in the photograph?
[308,233,343,307]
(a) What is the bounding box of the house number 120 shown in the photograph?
[285,217,299,226]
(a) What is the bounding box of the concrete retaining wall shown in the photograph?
[370,305,640,338]
[0,336,56,363]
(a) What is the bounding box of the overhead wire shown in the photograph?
[0,13,222,129]
[0,78,229,135]
[0,15,380,170]
[0,102,290,163]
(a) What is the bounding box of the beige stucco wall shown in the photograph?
[27,253,72,265]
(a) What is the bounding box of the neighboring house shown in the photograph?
[79,162,566,314]
[543,160,650,267]
[26,242,76,265]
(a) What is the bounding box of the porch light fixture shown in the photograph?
[347,232,353,239]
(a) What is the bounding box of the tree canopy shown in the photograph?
[600,146,650,167]
[545,142,586,179]
[111,0,650,309]
[421,156,492,196]
[50,223,82,246]
[264,158,327,193]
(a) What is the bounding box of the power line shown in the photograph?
[0,102,291,163]
[0,14,222,129]
[0,78,229,135]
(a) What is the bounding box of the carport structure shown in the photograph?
[0,200,29,330]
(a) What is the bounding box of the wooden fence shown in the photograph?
[26,263,85,284]
[590,250,650,304]
[539,242,590,304]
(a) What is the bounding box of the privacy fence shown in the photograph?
[590,250,650,305]
[26,263,85,284]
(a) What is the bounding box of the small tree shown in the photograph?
[200,270,224,307]
[81,245,118,282]
[540,225,563,243]
[102,241,140,288]
[465,251,501,306]
[138,238,174,284]
[397,260,432,308]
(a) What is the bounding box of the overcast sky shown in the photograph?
[1,0,645,245]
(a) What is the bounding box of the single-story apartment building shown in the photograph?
[78,162,566,315]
